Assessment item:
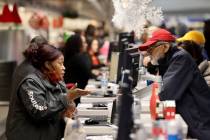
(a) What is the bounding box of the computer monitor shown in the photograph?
[109,32,136,84]
[109,40,129,83]
[122,47,140,88]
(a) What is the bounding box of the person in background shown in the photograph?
[6,43,90,140]
[26,12,42,40]
[98,21,110,63]
[64,34,92,105]
[97,21,108,48]
[26,12,50,42]
[87,38,105,69]
[99,40,110,64]
[176,21,188,37]
[39,15,49,40]
[74,29,85,36]
[139,28,210,139]
[203,19,210,60]
[177,30,210,87]
[85,24,97,43]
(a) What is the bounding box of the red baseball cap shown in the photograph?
[139,28,176,51]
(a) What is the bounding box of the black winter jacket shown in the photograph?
[158,47,210,140]
[6,71,69,140]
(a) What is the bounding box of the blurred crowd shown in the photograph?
[140,19,210,61]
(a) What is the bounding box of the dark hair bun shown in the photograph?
[24,42,39,63]
[24,43,62,69]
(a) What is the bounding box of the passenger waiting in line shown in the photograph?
[6,43,90,140]
[177,30,210,87]
[139,28,210,140]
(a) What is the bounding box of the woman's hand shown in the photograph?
[67,88,91,101]
[63,102,76,118]
[75,88,91,96]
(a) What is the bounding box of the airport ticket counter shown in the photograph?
[72,79,190,140]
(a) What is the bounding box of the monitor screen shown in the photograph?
[122,47,140,88]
